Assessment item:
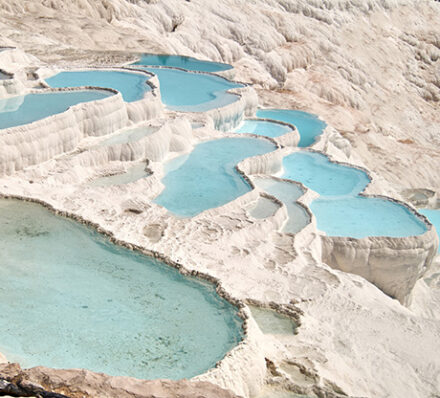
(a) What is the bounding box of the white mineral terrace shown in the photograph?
[0,1,439,396]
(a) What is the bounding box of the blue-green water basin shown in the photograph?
[234,119,292,138]
[132,54,232,72]
[0,90,112,130]
[0,199,243,379]
[282,152,370,197]
[46,70,151,102]
[311,197,427,238]
[256,109,326,147]
[141,67,243,112]
[419,209,440,252]
[155,137,276,217]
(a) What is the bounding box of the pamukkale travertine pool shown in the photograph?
[45,70,152,102]
[155,137,276,217]
[132,54,232,72]
[0,90,112,129]
[234,119,292,138]
[256,109,327,147]
[0,199,243,380]
[141,67,243,112]
[419,209,440,252]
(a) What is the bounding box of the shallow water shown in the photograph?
[248,196,280,219]
[132,54,232,72]
[155,137,276,217]
[46,70,151,102]
[249,305,297,335]
[253,177,310,234]
[418,209,440,252]
[0,199,243,379]
[143,67,242,112]
[282,152,370,197]
[234,119,292,138]
[97,126,157,147]
[311,197,427,238]
[90,164,150,187]
[0,90,111,130]
[256,109,326,147]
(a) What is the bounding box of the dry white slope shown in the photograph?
[0,1,440,398]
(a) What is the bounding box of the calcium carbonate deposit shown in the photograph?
[0,1,439,398]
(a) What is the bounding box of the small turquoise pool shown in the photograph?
[234,120,292,138]
[254,177,310,234]
[256,109,326,147]
[155,137,276,217]
[0,90,112,130]
[46,70,151,102]
[0,199,243,379]
[143,67,243,112]
[419,209,440,252]
[132,54,232,73]
[282,152,370,197]
[311,197,427,238]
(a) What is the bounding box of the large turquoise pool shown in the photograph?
[256,109,326,147]
[282,152,370,197]
[155,137,276,217]
[142,67,243,112]
[132,54,232,72]
[0,90,112,130]
[46,70,152,102]
[0,199,243,379]
[311,197,427,238]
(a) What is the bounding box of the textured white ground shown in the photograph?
[0,1,440,398]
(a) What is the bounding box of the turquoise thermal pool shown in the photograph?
[46,70,152,102]
[155,137,276,217]
[234,119,292,138]
[132,54,232,72]
[280,151,427,237]
[419,209,440,252]
[256,109,326,147]
[0,90,112,130]
[253,177,310,234]
[282,151,370,197]
[0,199,243,380]
[143,67,243,112]
[311,197,427,238]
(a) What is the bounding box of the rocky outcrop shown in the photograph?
[0,362,240,398]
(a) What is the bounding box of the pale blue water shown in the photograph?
[311,197,427,238]
[0,199,243,380]
[248,305,297,335]
[234,120,292,138]
[97,126,157,147]
[419,209,440,252]
[248,196,280,219]
[0,90,112,130]
[282,152,370,197]
[133,54,232,72]
[143,67,243,112]
[155,137,276,217]
[256,109,326,147]
[91,164,150,187]
[46,70,151,102]
[253,177,310,234]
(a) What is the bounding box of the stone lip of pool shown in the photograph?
[256,108,327,147]
[0,88,114,131]
[417,208,440,252]
[142,67,243,112]
[0,197,245,381]
[45,69,153,103]
[132,53,233,73]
